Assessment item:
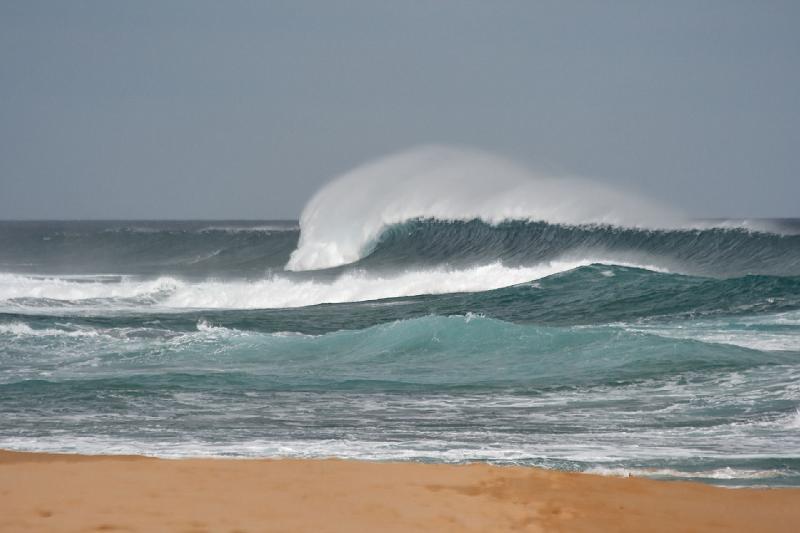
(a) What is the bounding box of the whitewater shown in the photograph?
[1,146,799,486]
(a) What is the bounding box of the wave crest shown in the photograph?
[287,145,683,270]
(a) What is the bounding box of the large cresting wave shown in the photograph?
[287,145,684,271]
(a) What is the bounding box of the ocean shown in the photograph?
[1,216,799,487]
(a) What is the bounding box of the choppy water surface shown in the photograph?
[1,216,799,487]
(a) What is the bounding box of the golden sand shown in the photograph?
[1,450,798,532]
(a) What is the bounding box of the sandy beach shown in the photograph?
[1,450,798,532]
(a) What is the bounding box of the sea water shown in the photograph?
[2,148,799,487]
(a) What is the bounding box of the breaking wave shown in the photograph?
[0,260,661,311]
[287,145,685,270]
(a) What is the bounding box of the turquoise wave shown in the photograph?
[2,313,796,389]
[4,264,797,335]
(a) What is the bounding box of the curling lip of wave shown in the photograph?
[0,260,665,311]
[287,145,685,271]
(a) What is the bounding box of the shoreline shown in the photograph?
[2,450,799,532]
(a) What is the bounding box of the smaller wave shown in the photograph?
[0,321,191,343]
[197,224,300,234]
[624,313,800,352]
[0,260,665,311]
[784,410,800,430]
[694,218,800,235]
[586,466,787,481]
[0,321,101,337]
[195,319,251,337]
[2,314,784,389]
[101,226,166,234]
[0,273,177,305]
[157,261,598,309]
[100,223,299,234]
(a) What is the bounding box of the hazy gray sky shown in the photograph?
[1,1,798,219]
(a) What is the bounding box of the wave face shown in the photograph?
[364,219,800,277]
[1,194,800,484]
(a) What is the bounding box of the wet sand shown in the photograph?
[1,450,798,532]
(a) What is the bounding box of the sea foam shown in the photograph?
[0,260,661,311]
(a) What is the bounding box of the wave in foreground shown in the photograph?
[2,314,799,485]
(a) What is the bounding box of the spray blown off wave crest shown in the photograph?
[287,146,684,271]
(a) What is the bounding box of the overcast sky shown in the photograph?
[1,1,798,219]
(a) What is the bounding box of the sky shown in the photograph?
[1,1,798,219]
